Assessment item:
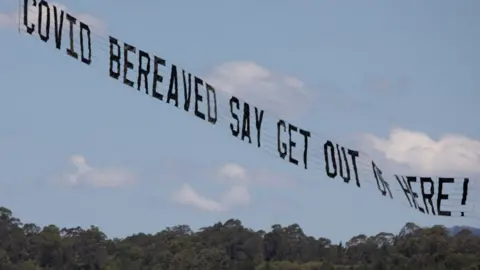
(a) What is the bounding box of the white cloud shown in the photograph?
[216,162,294,188]
[220,185,250,206]
[364,128,480,175]
[205,61,312,116]
[59,155,136,188]
[1,1,105,33]
[172,183,250,213]
[171,183,226,212]
[217,163,247,185]
[172,163,290,212]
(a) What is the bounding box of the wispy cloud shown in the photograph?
[205,61,313,116]
[363,128,480,175]
[171,163,294,212]
[54,155,136,189]
[171,183,250,212]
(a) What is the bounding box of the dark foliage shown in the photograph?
[448,226,480,237]
[1,206,479,270]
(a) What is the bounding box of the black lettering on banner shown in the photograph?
[137,50,151,94]
[324,141,337,178]
[437,177,453,217]
[288,124,299,166]
[420,177,436,215]
[249,108,264,147]
[23,0,36,34]
[123,43,136,88]
[372,161,393,198]
[229,97,263,147]
[194,77,206,121]
[38,0,50,42]
[461,178,469,216]
[241,102,251,143]
[395,175,415,208]
[167,65,179,107]
[406,176,424,213]
[323,141,359,186]
[108,36,120,80]
[182,70,192,111]
[276,120,310,169]
[299,129,310,169]
[336,144,350,184]
[66,14,78,59]
[229,96,240,137]
[253,107,264,148]
[205,83,217,125]
[79,22,92,65]
[347,149,360,187]
[52,5,64,49]
[277,120,287,159]
[152,56,166,101]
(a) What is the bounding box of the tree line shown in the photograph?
[1,206,479,270]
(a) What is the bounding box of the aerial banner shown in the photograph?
[17,0,478,219]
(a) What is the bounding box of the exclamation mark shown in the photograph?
[461,178,469,217]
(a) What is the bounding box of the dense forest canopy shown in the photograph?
[0,206,479,270]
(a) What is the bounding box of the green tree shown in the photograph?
[0,206,479,269]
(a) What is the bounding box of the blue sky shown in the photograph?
[0,0,479,243]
